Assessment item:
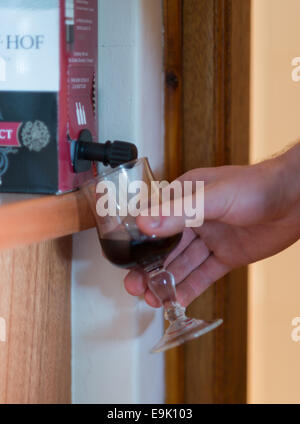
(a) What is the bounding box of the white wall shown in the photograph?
[71,0,165,404]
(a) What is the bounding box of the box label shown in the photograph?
[0,91,58,193]
[0,122,22,147]
[0,0,60,92]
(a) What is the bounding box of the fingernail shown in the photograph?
[147,216,162,229]
[128,270,143,282]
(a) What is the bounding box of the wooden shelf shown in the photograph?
[0,190,95,252]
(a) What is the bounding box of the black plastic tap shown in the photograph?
[72,129,138,173]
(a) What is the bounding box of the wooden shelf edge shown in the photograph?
[0,190,95,252]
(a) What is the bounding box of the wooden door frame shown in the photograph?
[164,0,250,404]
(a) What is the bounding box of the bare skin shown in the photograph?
[124,143,300,308]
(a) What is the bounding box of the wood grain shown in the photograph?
[0,237,72,404]
[163,0,250,403]
[163,0,185,405]
[163,0,183,183]
[0,190,94,252]
[182,0,250,404]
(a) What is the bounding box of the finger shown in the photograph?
[145,252,227,309]
[164,228,196,267]
[166,237,210,284]
[144,237,210,308]
[137,177,239,238]
[124,268,147,296]
[124,270,163,307]
[144,288,162,308]
[176,167,231,185]
[123,230,196,302]
[138,165,243,238]
[137,187,204,237]
[175,255,230,307]
[202,181,236,222]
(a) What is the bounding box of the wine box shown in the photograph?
[0,0,98,194]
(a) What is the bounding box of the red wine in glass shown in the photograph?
[100,230,182,269]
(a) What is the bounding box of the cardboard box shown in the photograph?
[0,0,98,193]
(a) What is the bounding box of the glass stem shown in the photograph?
[147,265,187,324]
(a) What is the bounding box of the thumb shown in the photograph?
[137,189,204,237]
[203,181,233,222]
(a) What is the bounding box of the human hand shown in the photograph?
[124,148,300,308]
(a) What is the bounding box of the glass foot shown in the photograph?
[150,317,223,354]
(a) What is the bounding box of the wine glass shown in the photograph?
[83,158,223,353]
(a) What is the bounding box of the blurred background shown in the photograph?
[249,0,300,404]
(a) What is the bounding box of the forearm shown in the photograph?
[275,141,300,214]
